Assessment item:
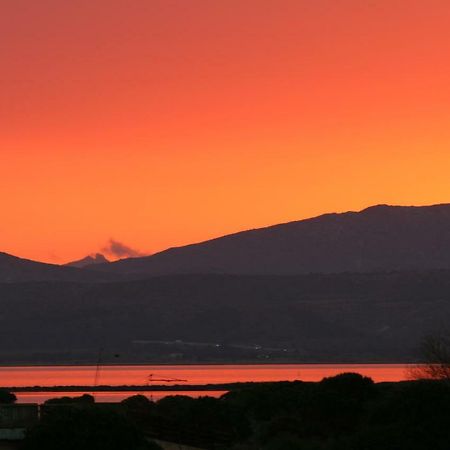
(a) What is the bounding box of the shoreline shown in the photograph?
[3,379,416,394]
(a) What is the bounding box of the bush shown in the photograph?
[0,389,16,404]
[44,393,95,405]
[23,406,161,450]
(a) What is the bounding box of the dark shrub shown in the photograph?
[23,406,160,450]
[0,389,16,404]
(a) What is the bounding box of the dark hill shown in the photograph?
[0,252,117,282]
[96,204,450,275]
[1,271,449,364]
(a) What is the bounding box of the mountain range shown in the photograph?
[0,252,116,283]
[2,203,450,282]
[94,203,450,276]
[1,203,450,364]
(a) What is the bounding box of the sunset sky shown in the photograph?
[1,0,450,264]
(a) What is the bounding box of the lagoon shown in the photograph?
[0,364,412,403]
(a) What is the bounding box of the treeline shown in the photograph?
[5,372,450,449]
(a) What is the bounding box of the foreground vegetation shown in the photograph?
[3,372,450,449]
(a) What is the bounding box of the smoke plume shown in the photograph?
[102,239,146,259]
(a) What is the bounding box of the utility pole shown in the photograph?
[92,347,104,398]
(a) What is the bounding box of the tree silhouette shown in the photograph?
[411,331,450,380]
[0,389,16,404]
[23,406,160,450]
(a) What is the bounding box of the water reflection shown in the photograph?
[1,364,411,404]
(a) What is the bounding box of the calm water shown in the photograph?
[0,364,411,403]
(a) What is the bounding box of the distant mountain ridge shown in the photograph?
[1,203,450,282]
[94,203,450,275]
[1,203,450,363]
[0,252,116,283]
[65,253,109,268]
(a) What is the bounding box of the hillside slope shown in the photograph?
[0,252,117,282]
[97,204,450,275]
[1,271,449,364]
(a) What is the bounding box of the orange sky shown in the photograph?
[1,0,450,263]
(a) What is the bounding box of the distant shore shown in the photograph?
[3,382,264,393]
[3,379,415,394]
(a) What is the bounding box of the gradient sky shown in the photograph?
[1,0,450,263]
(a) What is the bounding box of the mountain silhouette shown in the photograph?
[0,252,116,282]
[95,204,450,275]
[1,203,450,363]
[65,253,109,268]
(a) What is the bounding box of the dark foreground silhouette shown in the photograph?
[3,373,450,450]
